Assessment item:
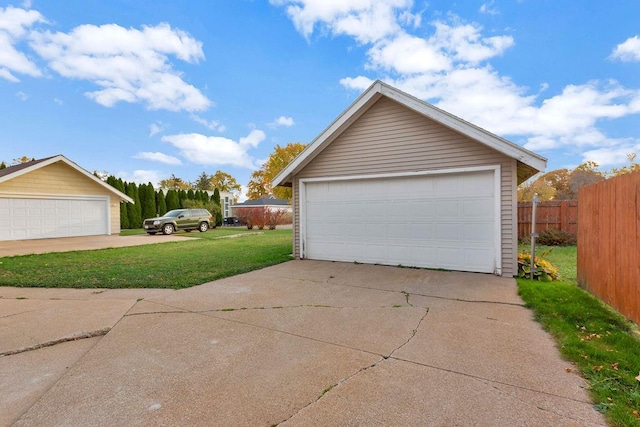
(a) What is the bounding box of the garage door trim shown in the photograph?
[0,193,111,240]
[298,165,502,274]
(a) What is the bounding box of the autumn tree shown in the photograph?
[246,169,267,200]
[247,142,306,200]
[12,156,35,165]
[210,170,241,194]
[610,153,640,176]
[517,176,557,202]
[159,174,191,190]
[566,161,605,198]
[518,161,606,201]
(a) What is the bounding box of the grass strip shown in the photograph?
[0,229,292,289]
[517,245,640,426]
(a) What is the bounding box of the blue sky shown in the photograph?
[1,1,639,198]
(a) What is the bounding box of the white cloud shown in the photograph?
[29,22,211,111]
[53,97,63,105]
[340,75,374,91]
[274,2,640,168]
[367,33,451,74]
[162,129,266,168]
[0,6,45,81]
[149,122,166,137]
[479,1,499,15]
[270,0,416,44]
[610,35,640,62]
[134,151,182,165]
[117,169,162,186]
[582,141,640,166]
[269,115,295,128]
[16,90,28,100]
[190,114,225,132]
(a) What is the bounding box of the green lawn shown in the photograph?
[0,229,293,289]
[517,245,640,427]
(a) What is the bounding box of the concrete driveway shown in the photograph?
[1,261,605,426]
[0,234,193,257]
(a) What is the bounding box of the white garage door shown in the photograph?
[0,196,109,241]
[302,169,499,273]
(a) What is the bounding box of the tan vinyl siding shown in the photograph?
[293,97,518,276]
[0,162,123,235]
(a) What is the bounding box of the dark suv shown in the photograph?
[143,209,214,235]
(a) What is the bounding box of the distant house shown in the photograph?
[0,155,133,241]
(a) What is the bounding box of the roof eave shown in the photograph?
[272,80,548,186]
[0,155,134,203]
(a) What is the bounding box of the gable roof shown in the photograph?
[273,80,547,187]
[0,154,134,203]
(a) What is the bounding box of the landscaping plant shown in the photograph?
[517,249,560,281]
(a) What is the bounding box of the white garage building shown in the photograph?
[0,155,133,241]
[273,81,546,276]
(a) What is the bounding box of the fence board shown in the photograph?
[517,200,578,240]
[578,171,640,326]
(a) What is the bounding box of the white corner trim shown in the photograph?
[493,165,502,276]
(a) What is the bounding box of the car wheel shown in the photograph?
[162,224,175,235]
[198,221,209,232]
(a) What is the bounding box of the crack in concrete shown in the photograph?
[474,375,603,425]
[1,328,109,356]
[123,302,415,317]
[275,296,429,425]
[386,307,429,359]
[389,356,595,406]
[0,308,43,319]
[318,280,525,307]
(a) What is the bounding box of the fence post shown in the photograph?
[530,193,540,276]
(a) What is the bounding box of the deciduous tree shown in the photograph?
[210,170,241,194]
[159,174,191,190]
[247,142,306,200]
[610,153,640,177]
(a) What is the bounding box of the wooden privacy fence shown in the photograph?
[517,200,578,240]
[578,171,640,326]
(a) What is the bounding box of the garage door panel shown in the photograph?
[0,197,108,241]
[303,170,497,273]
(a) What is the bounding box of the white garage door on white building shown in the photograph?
[0,196,109,241]
[301,168,500,274]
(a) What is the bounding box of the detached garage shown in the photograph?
[273,81,547,276]
[0,155,133,241]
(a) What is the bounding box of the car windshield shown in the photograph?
[164,210,185,218]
